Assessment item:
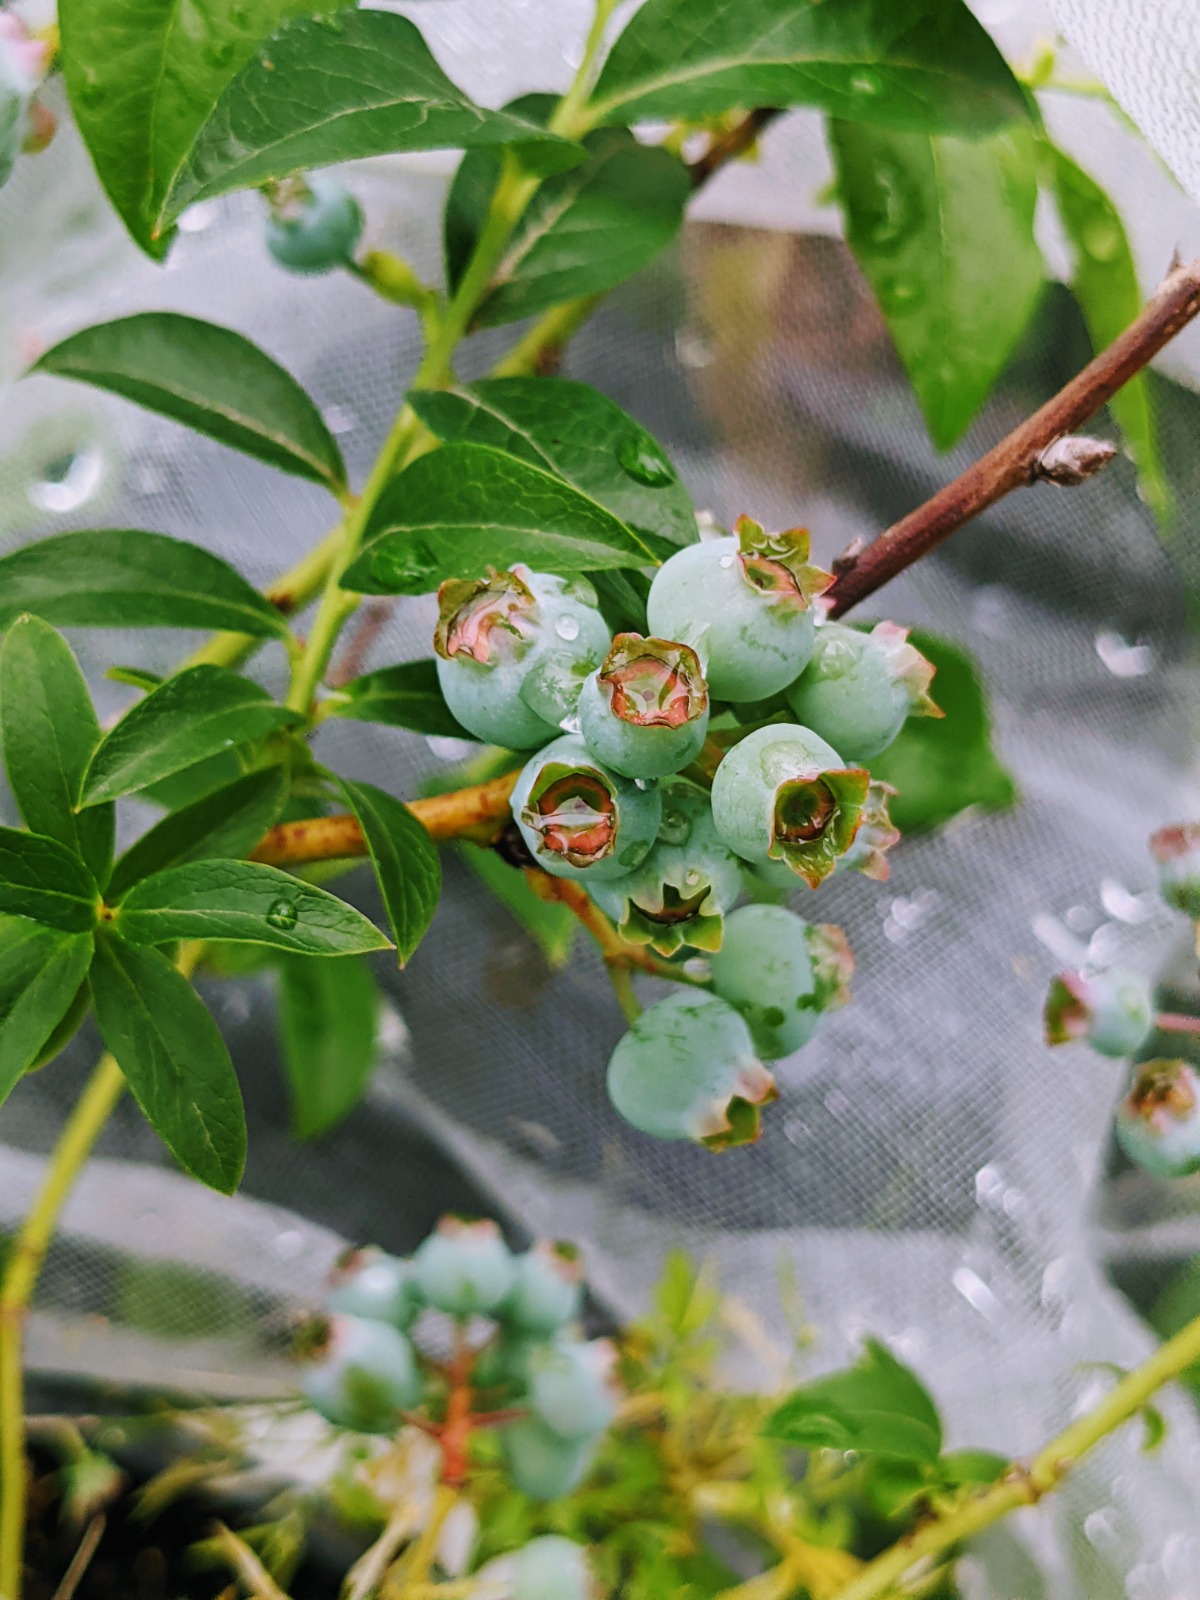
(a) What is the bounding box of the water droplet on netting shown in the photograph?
[177,200,219,234]
[1094,629,1154,678]
[676,327,715,369]
[824,1088,851,1120]
[951,1265,999,1321]
[1083,220,1121,261]
[426,735,477,763]
[717,553,734,569]
[850,68,882,96]
[373,540,436,591]
[1099,877,1156,924]
[273,1229,305,1260]
[266,898,299,932]
[617,431,675,487]
[26,443,106,514]
[322,403,358,436]
[1064,903,1095,933]
[974,1163,1004,1207]
[554,613,580,641]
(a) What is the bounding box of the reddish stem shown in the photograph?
[1155,1012,1200,1037]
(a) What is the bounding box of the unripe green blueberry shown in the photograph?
[412,1216,515,1316]
[265,173,363,274]
[499,1415,599,1501]
[472,1327,550,1395]
[1115,1060,1200,1178]
[434,568,610,749]
[527,1338,619,1440]
[503,1241,584,1335]
[588,778,743,956]
[710,724,869,888]
[710,904,852,1059]
[327,1246,421,1331]
[606,990,776,1148]
[577,634,709,779]
[296,1313,422,1431]
[784,622,941,761]
[512,1536,598,1600]
[646,516,831,701]
[1150,823,1200,919]
[1044,968,1153,1059]
[511,734,661,881]
[834,780,900,881]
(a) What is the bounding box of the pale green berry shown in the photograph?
[710,904,852,1058]
[511,734,661,881]
[606,990,776,1148]
[784,621,940,761]
[512,1536,597,1600]
[500,1415,600,1501]
[577,633,709,779]
[527,1338,619,1440]
[503,1241,584,1335]
[1150,824,1200,919]
[1116,1060,1200,1178]
[327,1246,421,1331]
[588,778,743,956]
[472,1327,550,1395]
[265,173,363,274]
[412,1217,515,1315]
[297,1313,421,1431]
[709,724,869,888]
[434,568,610,748]
[1044,968,1153,1059]
[646,516,831,701]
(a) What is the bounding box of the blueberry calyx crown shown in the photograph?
[808,923,855,1011]
[701,1071,779,1151]
[434,569,538,667]
[733,514,833,611]
[869,621,943,717]
[1044,972,1093,1045]
[771,765,871,888]
[1125,1059,1197,1127]
[521,760,618,869]
[600,633,708,727]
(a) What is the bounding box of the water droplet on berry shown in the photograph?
[266,898,299,931]
[617,432,675,487]
[684,868,702,887]
[682,957,710,981]
[717,554,734,569]
[1094,629,1154,677]
[554,613,580,641]
[658,809,690,845]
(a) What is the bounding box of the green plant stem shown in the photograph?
[831,1308,1200,1600]
[388,1484,457,1598]
[609,964,642,1024]
[0,1052,125,1599]
[489,294,604,377]
[547,0,619,138]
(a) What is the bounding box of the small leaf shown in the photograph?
[0,829,98,932]
[830,120,1044,449]
[765,1339,943,1465]
[473,129,690,328]
[81,667,300,807]
[868,629,1015,832]
[0,529,291,638]
[444,93,557,292]
[107,766,289,902]
[1041,143,1170,525]
[276,952,379,1138]
[589,0,1032,136]
[114,859,392,956]
[862,1457,931,1519]
[459,845,577,969]
[36,315,347,492]
[0,616,113,884]
[338,779,442,966]
[166,9,580,219]
[936,1448,1009,1487]
[342,444,655,596]
[1140,1402,1167,1454]
[89,934,246,1193]
[330,660,471,739]
[409,378,696,548]
[0,917,94,1104]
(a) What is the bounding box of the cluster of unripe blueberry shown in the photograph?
[434,518,939,1148]
[1046,823,1200,1178]
[0,10,55,190]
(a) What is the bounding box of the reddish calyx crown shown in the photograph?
[771,765,871,889]
[734,514,833,609]
[600,633,708,727]
[434,569,537,666]
[522,763,618,869]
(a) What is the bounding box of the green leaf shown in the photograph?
[166,9,580,219]
[0,829,98,932]
[81,667,300,807]
[330,660,471,739]
[0,918,94,1104]
[765,1339,943,1464]
[830,120,1044,448]
[936,1448,1009,1487]
[869,629,1015,832]
[114,859,391,956]
[88,934,246,1193]
[0,530,291,638]
[338,780,442,966]
[459,845,576,970]
[58,0,350,256]
[343,444,656,596]
[0,616,113,884]
[444,94,557,292]
[408,379,696,548]
[276,952,379,1138]
[470,129,689,329]
[589,0,1031,136]
[107,766,289,902]
[35,315,347,492]
[1041,144,1170,525]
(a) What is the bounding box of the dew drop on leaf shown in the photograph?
[266,898,299,932]
[617,432,675,487]
[372,540,436,592]
[850,69,882,97]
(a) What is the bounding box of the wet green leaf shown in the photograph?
[338,779,442,965]
[765,1339,943,1464]
[0,829,98,932]
[277,952,379,1137]
[330,660,470,739]
[0,917,94,1103]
